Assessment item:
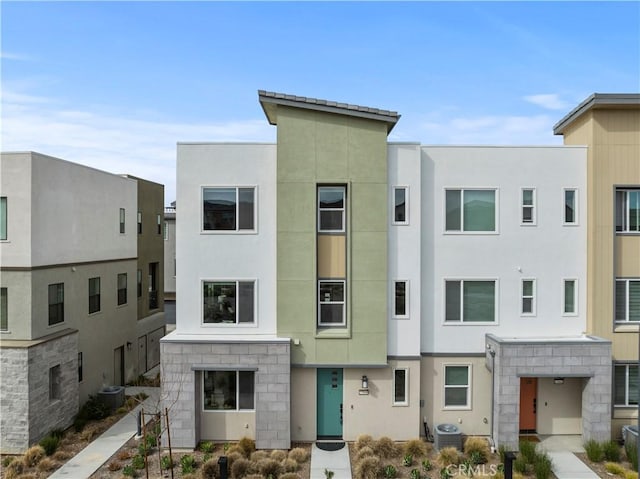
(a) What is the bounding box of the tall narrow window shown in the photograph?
[521,279,536,315]
[616,189,640,233]
[203,281,255,324]
[445,189,496,232]
[48,283,64,325]
[318,186,346,232]
[563,279,577,315]
[119,208,125,234]
[49,365,61,401]
[615,364,639,406]
[445,280,496,323]
[521,188,536,225]
[117,273,127,305]
[78,352,83,382]
[137,212,142,234]
[164,221,169,240]
[393,187,408,225]
[0,197,7,240]
[393,369,408,405]
[444,365,470,408]
[137,269,142,298]
[203,187,255,231]
[157,214,162,234]
[393,281,407,318]
[89,277,100,314]
[318,280,346,326]
[564,189,577,225]
[0,288,7,331]
[616,279,640,322]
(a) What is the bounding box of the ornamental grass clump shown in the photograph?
[463,436,490,464]
[533,452,553,479]
[604,462,625,476]
[375,436,398,459]
[257,458,283,478]
[280,473,302,479]
[354,434,375,452]
[237,436,256,457]
[404,438,428,458]
[355,446,375,462]
[282,457,298,472]
[436,446,460,467]
[36,457,59,472]
[271,449,287,462]
[518,439,537,464]
[354,455,381,479]
[23,445,46,467]
[584,439,604,462]
[201,458,221,479]
[603,440,622,462]
[288,447,309,463]
[230,457,251,478]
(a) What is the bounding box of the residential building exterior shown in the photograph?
[164,201,176,301]
[554,94,640,437]
[0,152,165,453]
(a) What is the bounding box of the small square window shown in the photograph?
[203,187,255,232]
[445,189,496,232]
[318,280,346,326]
[318,186,346,233]
[445,280,496,323]
[203,370,255,410]
[203,281,255,324]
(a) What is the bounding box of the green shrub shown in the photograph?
[2,456,15,467]
[603,440,622,462]
[404,438,428,457]
[584,439,604,462]
[383,464,398,479]
[605,462,625,476]
[122,464,137,477]
[325,469,335,479]
[39,435,60,456]
[403,453,414,466]
[131,454,145,470]
[464,437,490,464]
[422,458,433,471]
[145,433,157,448]
[533,453,553,479]
[83,395,111,420]
[180,454,196,474]
[626,441,639,471]
[518,440,537,464]
[160,454,173,470]
[199,440,214,453]
[626,471,639,479]
[138,442,151,457]
[498,444,507,463]
[514,456,529,474]
[410,468,422,479]
[354,456,381,479]
[439,466,452,479]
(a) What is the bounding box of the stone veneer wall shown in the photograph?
[0,331,78,453]
[486,334,611,449]
[161,339,291,450]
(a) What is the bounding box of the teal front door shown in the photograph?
[317,368,343,438]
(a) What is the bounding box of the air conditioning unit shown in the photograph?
[434,423,462,451]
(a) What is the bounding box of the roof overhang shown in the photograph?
[553,93,640,135]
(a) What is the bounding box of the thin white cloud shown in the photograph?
[523,94,570,111]
[0,51,32,61]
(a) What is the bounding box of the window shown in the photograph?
[164,221,169,240]
[0,287,7,331]
[203,187,255,231]
[444,365,470,408]
[616,279,640,322]
[563,279,577,315]
[563,189,578,225]
[393,187,408,225]
[445,280,496,323]
[203,370,255,410]
[521,279,536,315]
[117,273,127,305]
[318,186,346,232]
[157,214,162,234]
[119,208,125,234]
[137,270,142,298]
[521,188,536,225]
[615,364,638,407]
[616,189,640,233]
[49,365,61,401]
[318,280,346,326]
[393,369,408,405]
[203,281,255,324]
[0,197,7,240]
[88,277,100,314]
[137,212,142,234]
[393,281,407,318]
[445,189,496,232]
[78,352,83,382]
[48,283,64,325]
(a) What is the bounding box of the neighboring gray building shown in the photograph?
[163,202,176,301]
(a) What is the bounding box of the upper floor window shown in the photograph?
[203,280,255,324]
[614,363,638,407]
[89,277,101,314]
[318,186,345,233]
[137,212,142,234]
[318,280,345,326]
[0,197,7,240]
[445,189,496,232]
[157,214,162,234]
[521,279,536,316]
[563,189,578,225]
[203,187,255,232]
[393,368,409,406]
[521,188,536,225]
[164,221,169,240]
[117,273,127,305]
[616,278,640,322]
[616,189,640,233]
[393,187,408,225]
[48,283,64,325]
[0,288,7,331]
[563,279,577,315]
[137,269,142,298]
[444,364,471,409]
[78,352,83,382]
[445,280,496,323]
[119,208,125,234]
[393,281,408,318]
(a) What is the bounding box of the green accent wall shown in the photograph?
[276,105,388,365]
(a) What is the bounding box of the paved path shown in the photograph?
[49,387,159,478]
[310,443,352,479]
[547,451,600,479]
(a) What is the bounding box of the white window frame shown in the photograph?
[444,188,498,234]
[615,278,640,323]
[49,364,61,401]
[0,287,7,332]
[164,221,169,240]
[444,279,498,324]
[202,370,256,412]
[48,283,65,326]
[392,186,409,225]
[318,186,346,233]
[117,273,127,306]
[201,186,257,234]
[137,211,142,234]
[616,189,640,233]
[521,188,536,226]
[392,280,409,319]
[318,279,346,327]
[443,364,471,410]
[521,278,536,316]
[0,197,7,240]
[563,188,579,225]
[88,277,101,315]
[562,278,578,316]
[614,363,638,407]
[119,208,125,234]
[393,368,409,406]
[202,279,257,326]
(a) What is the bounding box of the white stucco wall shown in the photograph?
[422,146,588,354]
[176,143,277,336]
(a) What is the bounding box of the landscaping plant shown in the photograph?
[603,439,622,462]
[180,454,196,474]
[354,456,382,479]
[410,468,422,479]
[383,464,398,478]
[533,452,553,479]
[464,436,490,464]
[403,453,414,466]
[404,438,428,457]
[518,439,537,464]
[584,438,604,462]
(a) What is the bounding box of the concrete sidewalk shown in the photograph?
[537,435,599,479]
[49,387,159,478]
[310,443,352,479]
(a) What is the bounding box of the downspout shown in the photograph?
[490,348,496,453]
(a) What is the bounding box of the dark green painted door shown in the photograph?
[317,368,343,438]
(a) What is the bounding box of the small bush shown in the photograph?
[117,450,132,461]
[403,453,414,466]
[24,445,46,467]
[231,457,251,478]
[605,462,626,475]
[2,456,15,467]
[237,436,256,457]
[375,436,398,459]
[409,468,421,479]
[627,441,639,471]
[160,454,174,470]
[355,445,374,462]
[82,395,111,420]
[603,440,622,462]
[80,425,100,442]
[464,437,490,464]
[498,444,507,463]
[282,457,298,472]
[227,451,243,470]
[138,442,151,457]
[584,439,604,462]
[258,458,283,477]
[437,447,460,467]
[122,464,137,477]
[226,445,244,456]
[244,475,264,479]
[39,435,60,456]
[52,450,73,461]
[270,449,287,462]
[180,454,196,474]
[626,471,639,479]
[383,464,398,478]
[107,460,122,471]
[519,440,537,464]
[201,458,220,479]
[439,466,452,479]
[534,453,553,479]
[36,457,59,472]
[404,438,428,458]
[199,440,215,453]
[354,455,381,479]
[422,458,433,471]
[73,417,88,432]
[250,450,268,462]
[513,456,529,474]
[4,458,24,479]
[280,473,302,479]
[289,447,309,463]
[354,434,375,452]
[469,450,485,465]
[131,454,145,470]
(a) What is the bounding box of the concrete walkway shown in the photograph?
[310,443,352,479]
[537,435,599,479]
[49,387,160,478]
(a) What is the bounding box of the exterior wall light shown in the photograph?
[554,377,564,384]
[361,375,368,389]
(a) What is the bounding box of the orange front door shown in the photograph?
[519,378,537,432]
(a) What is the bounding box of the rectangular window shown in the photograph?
[393,187,408,225]
[89,277,100,314]
[119,208,125,234]
[445,280,496,323]
[393,369,408,405]
[164,221,169,240]
[203,281,255,324]
[393,281,407,318]
[48,283,64,325]
[444,365,470,408]
[521,188,536,225]
[445,189,496,232]
[49,365,61,401]
[117,273,127,305]
[318,280,346,326]
[521,279,536,315]
[0,287,7,331]
[157,214,162,234]
[137,212,142,234]
[78,352,83,382]
[616,279,640,322]
[563,279,577,315]
[203,370,255,410]
[0,197,7,240]
[137,269,142,298]
[616,189,640,233]
[564,189,578,225]
[615,364,638,407]
[318,186,346,232]
[203,187,255,231]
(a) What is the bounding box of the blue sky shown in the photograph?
[2,1,639,203]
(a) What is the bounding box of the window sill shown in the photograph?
[88,311,102,317]
[614,324,640,333]
[616,232,640,236]
[201,322,257,327]
[443,231,499,235]
[392,316,410,320]
[443,406,471,411]
[562,223,579,227]
[200,230,258,235]
[520,223,537,227]
[315,328,350,339]
[392,402,409,407]
[392,222,410,227]
[442,322,497,326]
